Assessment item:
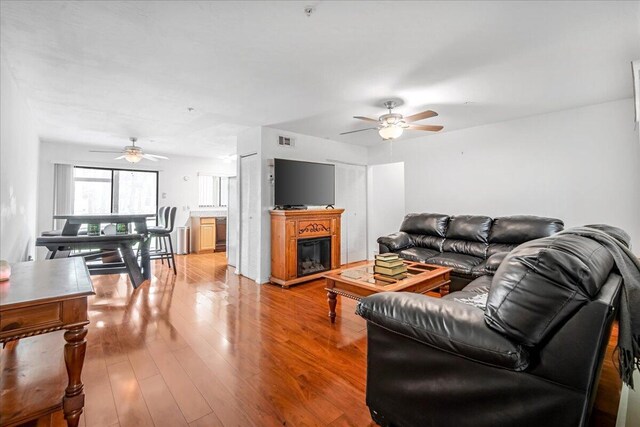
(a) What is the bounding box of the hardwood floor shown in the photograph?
[2,253,620,427]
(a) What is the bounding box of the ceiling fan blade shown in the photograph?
[90,150,124,154]
[353,116,379,123]
[141,154,159,161]
[404,110,438,123]
[114,155,126,160]
[339,127,378,135]
[407,124,444,132]
[145,153,169,159]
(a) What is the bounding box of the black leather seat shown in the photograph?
[358,230,625,427]
[378,213,564,290]
[425,253,483,274]
[397,247,439,263]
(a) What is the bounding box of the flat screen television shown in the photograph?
[274,158,335,207]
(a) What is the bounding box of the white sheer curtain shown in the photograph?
[198,174,220,207]
[53,164,74,230]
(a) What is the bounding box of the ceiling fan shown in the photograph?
[90,137,169,163]
[340,101,444,140]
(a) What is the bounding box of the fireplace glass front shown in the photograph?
[297,237,331,277]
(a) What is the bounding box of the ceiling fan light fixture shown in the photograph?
[125,151,143,163]
[379,125,403,140]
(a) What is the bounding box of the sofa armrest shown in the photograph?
[377,232,413,252]
[356,292,529,370]
[486,251,509,273]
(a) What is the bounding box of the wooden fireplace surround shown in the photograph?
[270,209,344,288]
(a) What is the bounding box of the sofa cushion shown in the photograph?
[397,247,439,263]
[445,215,492,242]
[409,234,444,251]
[425,253,483,274]
[488,216,564,244]
[487,243,518,257]
[442,239,487,258]
[485,234,614,347]
[400,213,449,237]
[462,275,493,293]
[470,261,488,277]
[469,252,508,277]
[485,251,509,273]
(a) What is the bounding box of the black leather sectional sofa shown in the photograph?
[359,225,627,427]
[378,213,564,290]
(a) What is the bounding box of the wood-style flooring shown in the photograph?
[2,253,620,427]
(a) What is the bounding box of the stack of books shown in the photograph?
[374,253,407,279]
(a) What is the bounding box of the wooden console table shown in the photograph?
[270,209,344,288]
[0,258,95,427]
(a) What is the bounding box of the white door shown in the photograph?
[367,162,405,259]
[335,163,368,265]
[239,154,259,281]
[226,176,238,268]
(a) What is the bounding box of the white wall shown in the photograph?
[367,162,405,259]
[36,141,235,258]
[0,55,40,262]
[368,98,640,250]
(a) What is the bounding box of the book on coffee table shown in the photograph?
[375,253,400,261]
[375,259,405,268]
[374,264,408,276]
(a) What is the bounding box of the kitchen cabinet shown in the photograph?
[191,216,226,254]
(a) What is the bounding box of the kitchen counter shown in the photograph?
[190,209,227,218]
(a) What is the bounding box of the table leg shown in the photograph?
[439,282,450,297]
[140,237,151,280]
[121,244,145,288]
[327,291,337,323]
[63,325,88,427]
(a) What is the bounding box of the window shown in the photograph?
[73,167,158,215]
[73,167,112,214]
[198,174,228,207]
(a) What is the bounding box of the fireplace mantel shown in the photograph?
[270,209,344,288]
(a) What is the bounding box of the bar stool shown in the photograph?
[148,206,177,274]
[155,206,169,264]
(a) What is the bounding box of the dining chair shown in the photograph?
[148,206,177,275]
[154,206,169,264]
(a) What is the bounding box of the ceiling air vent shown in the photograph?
[278,135,294,147]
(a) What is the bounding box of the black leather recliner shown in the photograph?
[378,213,564,290]
[357,231,623,427]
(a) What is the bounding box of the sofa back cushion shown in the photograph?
[485,234,614,347]
[400,213,449,236]
[400,213,449,251]
[487,216,564,256]
[442,215,492,258]
[409,234,444,251]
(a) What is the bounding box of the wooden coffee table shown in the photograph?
[323,260,452,323]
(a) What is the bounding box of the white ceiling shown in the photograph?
[1,1,639,155]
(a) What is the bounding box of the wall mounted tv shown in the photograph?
[274,158,335,208]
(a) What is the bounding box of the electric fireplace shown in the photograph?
[297,237,331,277]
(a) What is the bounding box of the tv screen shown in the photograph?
[274,159,335,207]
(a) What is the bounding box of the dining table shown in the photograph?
[50,213,154,288]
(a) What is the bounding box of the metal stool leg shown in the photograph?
[167,234,177,275]
[163,235,172,270]
[158,235,164,265]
